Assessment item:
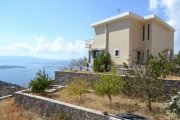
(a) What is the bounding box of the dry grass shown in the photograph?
[46,88,171,120]
[0,98,43,120]
[0,98,68,120]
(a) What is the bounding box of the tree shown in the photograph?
[171,51,180,77]
[93,52,111,72]
[67,77,89,100]
[70,57,88,67]
[93,75,123,103]
[29,69,53,94]
[134,51,172,111]
[176,51,180,66]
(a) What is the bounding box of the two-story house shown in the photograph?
[88,11,175,67]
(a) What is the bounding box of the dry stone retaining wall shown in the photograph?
[14,90,119,120]
[0,80,24,97]
[55,71,180,96]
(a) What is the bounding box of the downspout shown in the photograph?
[105,24,109,54]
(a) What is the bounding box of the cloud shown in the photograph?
[149,0,159,10]
[149,0,180,53]
[0,36,87,59]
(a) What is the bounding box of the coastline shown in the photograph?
[0,65,26,69]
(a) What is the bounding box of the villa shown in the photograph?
[88,11,175,67]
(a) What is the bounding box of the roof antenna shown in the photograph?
[117,8,121,14]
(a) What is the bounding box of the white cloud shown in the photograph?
[0,36,87,59]
[149,0,180,53]
[149,0,159,10]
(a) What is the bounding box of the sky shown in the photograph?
[0,0,179,60]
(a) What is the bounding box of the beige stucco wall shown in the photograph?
[130,21,153,65]
[90,16,174,67]
[91,25,106,50]
[129,19,144,66]
[108,19,130,65]
[151,22,174,55]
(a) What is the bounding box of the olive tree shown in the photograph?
[134,51,172,111]
[67,77,89,100]
[93,75,123,103]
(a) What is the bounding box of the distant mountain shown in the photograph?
[0,56,70,65]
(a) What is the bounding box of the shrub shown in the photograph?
[93,75,123,103]
[164,92,180,119]
[29,69,53,94]
[171,51,180,76]
[67,77,89,99]
[93,52,111,72]
[111,61,117,75]
[174,51,180,66]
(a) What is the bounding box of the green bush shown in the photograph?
[29,69,53,94]
[175,51,180,66]
[171,51,180,76]
[67,77,89,99]
[93,75,123,103]
[93,52,111,72]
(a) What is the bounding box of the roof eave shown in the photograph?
[144,15,175,32]
[91,11,144,28]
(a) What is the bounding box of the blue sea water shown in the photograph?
[0,63,65,87]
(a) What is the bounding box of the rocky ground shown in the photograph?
[0,81,24,97]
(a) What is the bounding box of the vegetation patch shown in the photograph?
[0,98,42,120]
[93,52,111,72]
[29,69,54,94]
[46,87,170,120]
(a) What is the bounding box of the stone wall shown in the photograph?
[0,80,24,97]
[55,71,106,86]
[55,71,180,95]
[14,91,119,120]
[162,80,180,95]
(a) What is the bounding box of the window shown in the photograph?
[93,51,96,58]
[137,51,141,64]
[115,49,120,57]
[148,24,150,40]
[143,25,145,41]
[93,50,99,58]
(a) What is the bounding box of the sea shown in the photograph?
[0,62,68,87]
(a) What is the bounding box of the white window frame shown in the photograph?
[114,49,120,58]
